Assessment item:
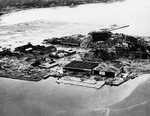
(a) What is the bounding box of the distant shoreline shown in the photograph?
[0,0,125,16]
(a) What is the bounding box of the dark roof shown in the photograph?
[110,61,123,69]
[60,39,80,46]
[64,61,99,71]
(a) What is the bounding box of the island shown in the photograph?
[1,25,150,89]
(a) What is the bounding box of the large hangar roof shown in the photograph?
[64,61,99,71]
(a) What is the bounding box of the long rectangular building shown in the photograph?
[63,61,99,72]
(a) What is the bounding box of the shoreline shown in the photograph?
[0,0,126,16]
[110,74,150,106]
[0,1,108,16]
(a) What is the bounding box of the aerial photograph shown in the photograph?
[0,0,150,116]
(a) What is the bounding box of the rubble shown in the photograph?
[0,43,58,81]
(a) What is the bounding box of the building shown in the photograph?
[63,61,99,73]
[115,46,129,58]
[88,31,112,42]
[82,51,102,62]
[15,43,57,54]
[93,61,123,78]
[49,49,76,59]
[39,62,58,69]
[60,39,80,47]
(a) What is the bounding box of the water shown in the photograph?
[0,0,150,115]
[1,0,150,35]
[1,75,148,116]
[0,0,150,47]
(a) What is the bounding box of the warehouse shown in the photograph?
[93,61,123,78]
[63,61,99,73]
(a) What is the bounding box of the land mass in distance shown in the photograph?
[0,0,125,15]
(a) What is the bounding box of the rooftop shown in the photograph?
[60,39,81,46]
[64,61,99,71]
[94,61,123,73]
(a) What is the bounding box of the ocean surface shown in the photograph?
[0,0,150,115]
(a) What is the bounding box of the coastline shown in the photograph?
[107,74,150,116]
[0,2,103,16]
[0,0,125,16]
[109,74,150,106]
[0,72,149,116]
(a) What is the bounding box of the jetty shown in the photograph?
[100,25,130,32]
[56,77,105,89]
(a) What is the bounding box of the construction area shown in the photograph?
[1,25,150,89]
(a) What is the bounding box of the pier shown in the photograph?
[56,78,105,89]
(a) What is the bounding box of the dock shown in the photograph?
[56,78,105,89]
[100,25,130,32]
